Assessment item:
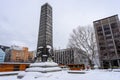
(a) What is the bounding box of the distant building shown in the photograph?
[0,45,10,62]
[9,45,34,63]
[53,48,89,66]
[28,51,35,62]
[93,15,120,68]
[0,45,10,52]
[4,49,11,62]
[53,48,74,65]
[0,49,6,62]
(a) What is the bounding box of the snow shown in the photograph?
[94,65,99,69]
[0,75,17,80]
[26,67,61,72]
[67,70,86,74]
[0,69,120,80]
[30,62,58,67]
[113,69,120,72]
[0,62,120,80]
[26,62,61,73]
[0,71,20,75]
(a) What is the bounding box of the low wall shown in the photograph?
[0,63,30,72]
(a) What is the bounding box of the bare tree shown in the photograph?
[68,25,97,68]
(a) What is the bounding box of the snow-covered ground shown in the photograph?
[0,69,120,80]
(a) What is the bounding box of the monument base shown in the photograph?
[17,61,62,79]
[26,62,61,73]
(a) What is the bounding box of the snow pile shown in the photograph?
[113,69,120,72]
[67,70,86,74]
[25,62,61,73]
[26,67,61,72]
[17,72,44,80]
[30,62,58,67]
[94,65,99,69]
[17,71,69,80]
[17,71,26,79]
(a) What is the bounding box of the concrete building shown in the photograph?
[0,49,6,62]
[93,15,120,68]
[37,3,53,62]
[53,48,74,65]
[53,48,89,66]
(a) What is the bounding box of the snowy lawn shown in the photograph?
[0,70,120,80]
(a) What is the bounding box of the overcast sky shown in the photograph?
[0,0,120,51]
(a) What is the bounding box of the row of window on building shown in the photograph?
[53,48,89,66]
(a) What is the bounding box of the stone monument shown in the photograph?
[17,3,62,79]
[36,3,53,62]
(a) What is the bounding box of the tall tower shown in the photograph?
[94,15,120,68]
[37,3,53,62]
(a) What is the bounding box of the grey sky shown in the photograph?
[0,0,120,50]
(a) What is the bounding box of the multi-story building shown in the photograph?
[54,48,74,65]
[93,15,120,68]
[0,49,6,62]
[53,48,89,66]
[10,46,29,62]
[9,45,34,63]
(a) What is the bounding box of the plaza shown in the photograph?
[0,69,120,80]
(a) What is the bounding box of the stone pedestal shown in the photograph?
[26,62,61,73]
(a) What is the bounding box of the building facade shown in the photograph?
[37,3,53,62]
[53,48,74,65]
[93,15,120,68]
[28,51,35,62]
[53,48,89,66]
[0,49,6,62]
[9,46,34,63]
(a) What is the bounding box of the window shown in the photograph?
[105,31,111,35]
[97,32,103,36]
[99,42,105,46]
[103,25,110,31]
[97,27,102,32]
[99,36,104,40]
[106,36,112,39]
[107,40,113,44]
[108,45,114,49]
[103,53,107,56]
[100,47,106,50]
[48,9,51,15]
[111,23,117,29]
